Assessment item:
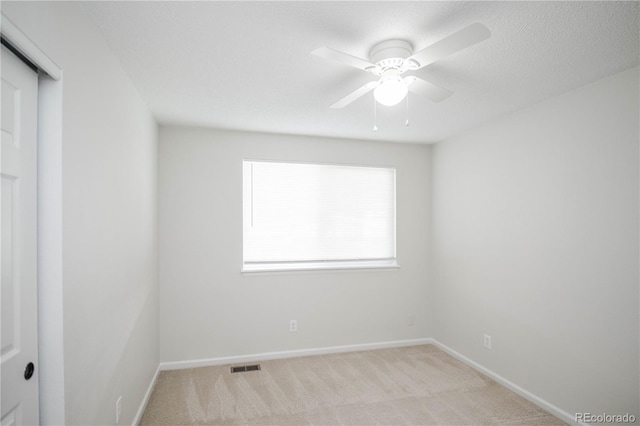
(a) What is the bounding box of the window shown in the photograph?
[243,160,397,272]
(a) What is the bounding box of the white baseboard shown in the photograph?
[159,337,434,371]
[131,365,160,426]
[431,340,578,426]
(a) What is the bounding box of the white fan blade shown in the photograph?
[312,47,377,72]
[330,81,378,109]
[406,23,490,69]
[405,76,452,103]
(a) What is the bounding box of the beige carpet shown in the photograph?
[140,344,566,425]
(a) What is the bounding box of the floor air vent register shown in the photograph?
[230,364,261,373]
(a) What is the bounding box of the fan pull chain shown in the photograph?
[373,96,378,132]
[405,93,410,126]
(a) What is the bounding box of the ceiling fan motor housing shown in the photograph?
[370,39,413,70]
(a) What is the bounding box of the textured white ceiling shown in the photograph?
[81,1,639,144]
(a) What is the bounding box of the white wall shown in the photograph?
[158,127,431,363]
[2,2,159,425]
[432,67,639,418]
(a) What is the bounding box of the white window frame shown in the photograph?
[242,159,399,273]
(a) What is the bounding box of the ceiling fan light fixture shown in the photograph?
[374,76,408,106]
[312,23,491,110]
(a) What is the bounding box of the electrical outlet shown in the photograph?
[407,315,415,326]
[289,319,297,332]
[116,396,122,424]
[483,334,492,349]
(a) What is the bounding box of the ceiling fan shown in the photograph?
[312,23,491,109]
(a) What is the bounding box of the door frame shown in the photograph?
[1,13,65,425]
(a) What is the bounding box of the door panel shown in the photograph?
[1,45,39,426]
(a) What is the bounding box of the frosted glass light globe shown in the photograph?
[374,77,408,106]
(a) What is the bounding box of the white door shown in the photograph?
[1,45,40,425]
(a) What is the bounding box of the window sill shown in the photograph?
[242,259,399,273]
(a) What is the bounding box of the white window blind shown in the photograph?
[243,160,397,272]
